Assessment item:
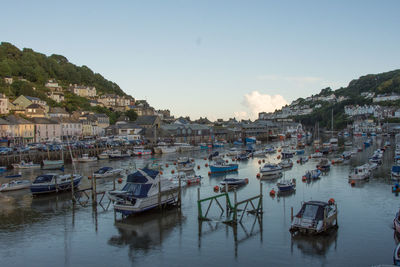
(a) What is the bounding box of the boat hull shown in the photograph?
[30,177,81,195]
[209,164,238,173]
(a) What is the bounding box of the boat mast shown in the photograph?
[331,109,333,138]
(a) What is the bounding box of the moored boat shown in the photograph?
[219,177,249,192]
[133,148,152,156]
[108,168,179,215]
[348,164,371,181]
[30,173,82,194]
[93,167,124,179]
[290,199,338,235]
[0,180,31,192]
[42,159,64,170]
[176,157,195,172]
[73,154,97,162]
[260,163,283,177]
[279,158,293,169]
[209,158,238,173]
[277,179,296,192]
[316,158,331,172]
[12,161,40,169]
[392,166,400,181]
[303,169,322,180]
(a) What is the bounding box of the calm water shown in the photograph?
[0,137,399,267]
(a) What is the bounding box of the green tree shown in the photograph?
[125,109,138,121]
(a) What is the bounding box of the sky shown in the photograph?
[1,0,400,121]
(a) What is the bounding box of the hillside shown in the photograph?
[292,69,400,130]
[0,42,125,98]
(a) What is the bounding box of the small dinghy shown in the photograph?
[12,161,40,169]
[0,180,31,192]
[303,169,322,180]
[4,173,22,179]
[277,179,296,192]
[94,167,124,179]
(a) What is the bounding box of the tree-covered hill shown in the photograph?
[292,69,400,130]
[0,42,125,96]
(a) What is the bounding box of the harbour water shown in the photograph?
[0,137,399,266]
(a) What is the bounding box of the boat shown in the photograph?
[170,172,202,186]
[4,173,22,179]
[0,180,31,192]
[30,173,82,195]
[219,177,249,192]
[264,146,276,154]
[176,157,195,172]
[73,154,97,162]
[394,243,400,266]
[342,151,352,161]
[332,157,343,164]
[226,147,240,156]
[245,136,256,144]
[349,164,371,181]
[277,179,296,192]
[344,141,353,147]
[281,149,295,159]
[98,151,110,159]
[290,199,338,235]
[392,166,400,181]
[279,158,293,169]
[209,158,238,173]
[316,158,331,172]
[394,209,400,235]
[0,166,7,172]
[303,169,322,180]
[385,140,391,147]
[12,160,41,169]
[160,146,177,154]
[252,150,266,158]
[296,149,305,155]
[93,167,124,179]
[311,152,323,158]
[109,150,130,159]
[42,159,64,170]
[235,152,251,161]
[260,163,283,176]
[298,156,309,164]
[233,140,243,146]
[132,148,152,156]
[108,168,179,215]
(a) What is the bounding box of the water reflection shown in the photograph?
[291,228,338,258]
[108,208,184,262]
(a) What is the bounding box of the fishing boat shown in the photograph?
[260,163,283,176]
[233,140,243,146]
[93,167,124,179]
[348,164,371,181]
[303,169,322,180]
[108,168,179,215]
[209,158,238,173]
[0,180,31,192]
[12,161,41,169]
[176,157,195,172]
[332,157,344,164]
[213,142,225,148]
[316,158,331,172]
[277,179,296,192]
[30,173,82,195]
[219,177,248,192]
[73,154,97,162]
[42,159,64,170]
[290,199,338,235]
[132,148,152,156]
[279,158,293,169]
[245,136,256,144]
[392,166,400,181]
[281,149,295,159]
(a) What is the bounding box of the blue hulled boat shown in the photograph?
[30,174,82,195]
[277,179,296,192]
[210,159,238,173]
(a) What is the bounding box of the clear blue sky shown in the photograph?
[2,0,400,120]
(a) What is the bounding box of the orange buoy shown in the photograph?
[331,160,335,165]
[205,163,209,167]
[191,159,195,162]
[258,160,261,164]
[225,160,228,163]
[166,163,169,167]
[270,189,276,196]
[245,178,249,184]
[302,176,307,182]
[197,165,200,170]
[278,149,282,152]
[118,178,123,184]
[208,171,211,176]
[256,173,261,178]
[262,159,265,163]
[308,156,311,159]
[328,198,335,204]
[88,176,92,180]
[214,185,219,192]
[171,170,175,174]
[350,180,355,186]
[277,155,281,159]
[174,162,177,165]
[297,160,300,164]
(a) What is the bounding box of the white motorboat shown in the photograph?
[108,168,179,215]
[260,163,283,176]
[30,173,82,194]
[42,159,64,170]
[93,167,124,179]
[98,150,111,159]
[279,159,293,169]
[73,154,97,162]
[12,161,41,169]
[311,152,323,158]
[176,157,195,172]
[161,146,177,154]
[0,180,31,192]
[349,164,371,181]
[226,147,240,157]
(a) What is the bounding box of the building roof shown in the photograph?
[49,107,69,114]
[29,117,59,124]
[0,118,10,125]
[4,115,33,124]
[25,96,41,101]
[135,115,159,126]
[26,103,44,109]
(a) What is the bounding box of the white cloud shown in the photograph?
[234,91,288,120]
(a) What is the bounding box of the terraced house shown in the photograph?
[3,115,34,144]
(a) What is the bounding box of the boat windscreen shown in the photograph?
[301,204,324,220]
[34,175,53,183]
[122,183,152,198]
